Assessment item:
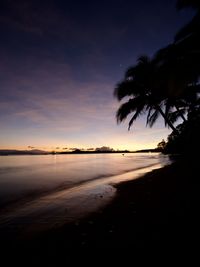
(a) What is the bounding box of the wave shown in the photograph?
[0,162,166,214]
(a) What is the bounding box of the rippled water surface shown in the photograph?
[0,153,169,203]
[0,153,170,233]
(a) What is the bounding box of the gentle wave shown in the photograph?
[0,161,165,213]
[0,154,171,234]
[0,153,170,211]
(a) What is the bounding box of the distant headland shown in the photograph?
[0,148,161,156]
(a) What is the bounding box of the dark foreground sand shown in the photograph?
[3,158,200,254]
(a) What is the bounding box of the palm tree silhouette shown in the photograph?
[176,0,200,43]
[154,44,191,123]
[173,1,200,118]
[175,0,200,81]
[114,56,178,133]
[114,1,200,135]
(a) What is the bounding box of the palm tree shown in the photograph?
[175,0,200,79]
[154,38,200,123]
[176,0,200,37]
[163,1,200,121]
[114,56,179,133]
[114,1,200,134]
[154,44,192,123]
[175,0,200,42]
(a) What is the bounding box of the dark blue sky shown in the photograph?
[0,0,194,150]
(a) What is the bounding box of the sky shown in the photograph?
[0,0,194,151]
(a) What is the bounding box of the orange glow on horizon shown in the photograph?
[0,141,158,152]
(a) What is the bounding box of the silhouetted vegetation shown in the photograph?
[163,110,200,154]
[60,149,131,154]
[114,55,180,133]
[0,149,49,156]
[156,139,167,152]
[163,1,200,154]
[115,0,200,155]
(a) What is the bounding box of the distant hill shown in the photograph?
[60,149,131,154]
[0,149,49,155]
[0,148,159,156]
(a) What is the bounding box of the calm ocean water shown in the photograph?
[0,153,170,207]
[0,153,171,233]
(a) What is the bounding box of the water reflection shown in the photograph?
[0,153,170,236]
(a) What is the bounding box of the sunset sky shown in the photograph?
[0,0,193,151]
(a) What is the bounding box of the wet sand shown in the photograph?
[2,158,200,254]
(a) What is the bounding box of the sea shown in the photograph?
[0,153,171,235]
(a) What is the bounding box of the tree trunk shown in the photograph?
[156,105,179,135]
[174,105,187,122]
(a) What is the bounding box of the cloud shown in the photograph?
[0,0,177,151]
[28,146,35,149]
[0,48,171,151]
[68,147,82,151]
[95,146,114,152]
[0,51,118,135]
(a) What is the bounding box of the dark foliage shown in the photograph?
[115,0,200,156]
[163,108,200,154]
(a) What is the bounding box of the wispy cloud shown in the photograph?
[0,0,179,150]
[0,51,170,150]
[0,52,117,135]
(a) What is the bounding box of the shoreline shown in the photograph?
[0,161,165,213]
[3,158,200,250]
[0,162,166,239]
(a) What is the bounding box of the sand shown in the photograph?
[2,157,200,256]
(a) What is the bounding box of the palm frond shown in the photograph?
[167,110,180,124]
[128,105,145,130]
[137,55,149,65]
[116,97,145,124]
[147,109,160,128]
[175,15,199,42]
[146,107,154,126]
[164,100,174,126]
[114,80,142,101]
[125,55,150,79]
[125,66,137,79]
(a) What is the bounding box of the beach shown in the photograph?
[2,156,199,252]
